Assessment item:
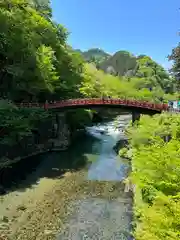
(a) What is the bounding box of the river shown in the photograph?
[0,114,133,240]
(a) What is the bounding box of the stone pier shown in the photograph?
[51,113,70,150]
[132,111,140,125]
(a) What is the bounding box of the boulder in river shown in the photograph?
[113,139,128,153]
[99,130,105,134]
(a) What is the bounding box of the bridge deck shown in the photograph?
[16,98,169,112]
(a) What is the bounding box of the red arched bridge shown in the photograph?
[16,98,169,113]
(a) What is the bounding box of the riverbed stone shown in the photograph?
[57,197,132,240]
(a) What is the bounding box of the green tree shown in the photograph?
[123,113,180,240]
[0,0,83,101]
[169,43,180,91]
[135,56,174,93]
[30,0,52,18]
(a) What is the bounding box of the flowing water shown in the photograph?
[1,114,133,239]
[87,117,129,181]
[57,114,132,240]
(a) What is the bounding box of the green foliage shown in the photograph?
[135,194,180,240]
[66,109,92,130]
[30,0,52,18]
[0,101,50,145]
[119,147,128,158]
[135,56,175,93]
[0,0,83,101]
[80,49,177,95]
[169,42,180,91]
[124,113,180,239]
[0,0,86,146]
[78,48,110,65]
[80,63,176,102]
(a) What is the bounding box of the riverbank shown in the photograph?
[0,131,88,194]
[0,107,94,169]
[119,113,180,240]
[0,108,91,191]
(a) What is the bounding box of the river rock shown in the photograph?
[100,130,105,134]
[113,139,128,153]
[44,229,57,236]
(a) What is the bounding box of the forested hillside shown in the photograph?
[78,49,177,94]
[75,48,110,66]
[99,50,137,76]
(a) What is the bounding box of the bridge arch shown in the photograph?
[17,98,169,124]
[18,98,168,113]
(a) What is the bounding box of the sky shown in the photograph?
[51,0,179,69]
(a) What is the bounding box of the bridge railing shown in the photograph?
[46,98,169,111]
[15,98,169,111]
[16,103,44,108]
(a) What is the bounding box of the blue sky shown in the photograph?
[51,0,179,69]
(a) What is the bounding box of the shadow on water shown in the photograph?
[0,133,101,194]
